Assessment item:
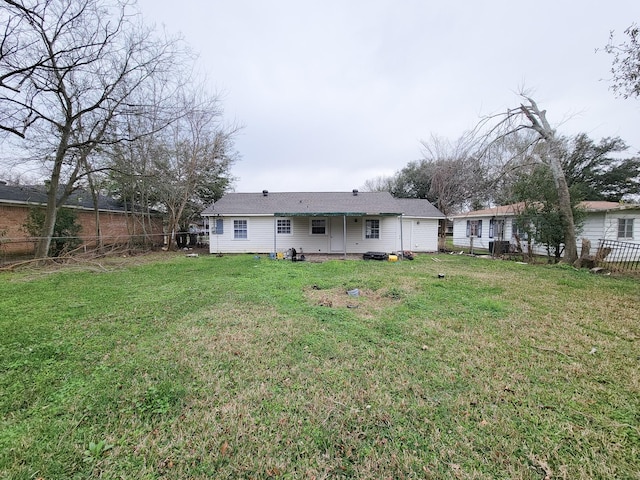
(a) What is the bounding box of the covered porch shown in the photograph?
[272,211,404,258]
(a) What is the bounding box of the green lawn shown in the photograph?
[1,253,638,479]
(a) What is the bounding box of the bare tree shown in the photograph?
[377,133,487,215]
[107,112,164,248]
[105,77,239,251]
[104,75,182,248]
[479,95,579,264]
[361,175,394,193]
[152,87,239,250]
[419,133,489,215]
[0,0,183,259]
[483,129,547,205]
[604,23,640,99]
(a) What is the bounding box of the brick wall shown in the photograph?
[0,204,164,255]
[0,204,31,254]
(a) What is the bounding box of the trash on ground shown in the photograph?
[363,251,388,261]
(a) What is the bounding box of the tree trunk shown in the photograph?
[544,140,578,264]
[166,215,177,250]
[575,238,592,268]
[34,188,59,259]
[86,172,103,251]
[34,142,67,259]
[519,99,578,264]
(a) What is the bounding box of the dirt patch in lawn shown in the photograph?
[303,285,402,317]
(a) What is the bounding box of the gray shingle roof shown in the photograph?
[202,191,445,218]
[452,201,640,218]
[392,197,446,218]
[0,183,127,212]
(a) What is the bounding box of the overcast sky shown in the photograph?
[137,0,640,193]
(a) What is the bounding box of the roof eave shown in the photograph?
[276,212,402,217]
[0,198,129,214]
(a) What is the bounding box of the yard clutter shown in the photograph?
[271,248,306,261]
[363,251,409,261]
[363,251,388,261]
[288,247,305,262]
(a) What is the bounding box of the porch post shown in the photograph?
[399,214,404,259]
[343,215,347,259]
[273,217,277,256]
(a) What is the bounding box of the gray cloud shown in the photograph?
[137,0,640,192]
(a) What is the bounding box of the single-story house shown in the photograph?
[0,182,164,256]
[201,190,445,256]
[452,201,640,259]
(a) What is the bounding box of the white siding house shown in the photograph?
[202,191,445,256]
[452,201,640,260]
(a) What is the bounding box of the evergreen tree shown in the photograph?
[561,134,639,202]
[511,166,585,262]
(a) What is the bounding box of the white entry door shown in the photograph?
[400,219,413,251]
[330,216,345,252]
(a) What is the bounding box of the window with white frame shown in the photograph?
[618,218,634,239]
[466,219,482,237]
[310,218,327,235]
[233,219,247,239]
[277,218,292,234]
[365,219,380,239]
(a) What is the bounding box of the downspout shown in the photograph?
[490,215,496,258]
[273,217,277,256]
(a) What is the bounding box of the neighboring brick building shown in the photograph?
[0,182,164,256]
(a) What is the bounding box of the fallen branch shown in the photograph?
[0,257,56,271]
[0,243,155,272]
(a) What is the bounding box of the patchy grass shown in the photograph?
[0,253,638,479]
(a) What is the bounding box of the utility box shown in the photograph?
[489,241,510,254]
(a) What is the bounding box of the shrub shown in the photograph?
[23,207,82,257]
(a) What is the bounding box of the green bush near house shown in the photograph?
[0,253,638,479]
[23,207,82,257]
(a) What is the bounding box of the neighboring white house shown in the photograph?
[201,190,445,255]
[451,201,640,259]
